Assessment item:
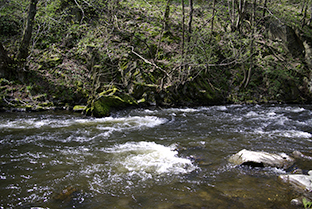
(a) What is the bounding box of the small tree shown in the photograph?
[17,0,38,63]
[0,0,38,80]
[211,0,216,32]
[181,0,185,63]
[187,0,193,42]
[164,0,172,31]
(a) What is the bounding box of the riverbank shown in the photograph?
[0,77,310,116]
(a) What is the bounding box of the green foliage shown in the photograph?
[0,16,21,36]
[186,30,218,65]
[303,198,312,209]
[1,0,312,110]
[0,78,11,86]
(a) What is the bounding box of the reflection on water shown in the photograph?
[0,104,311,208]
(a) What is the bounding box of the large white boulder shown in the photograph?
[279,171,312,192]
[229,149,295,169]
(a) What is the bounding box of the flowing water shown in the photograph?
[0,104,312,209]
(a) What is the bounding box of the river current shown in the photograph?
[0,104,311,208]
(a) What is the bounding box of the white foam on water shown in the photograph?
[266,111,277,117]
[85,142,198,195]
[245,111,258,117]
[284,107,306,113]
[94,116,167,138]
[165,107,200,113]
[254,128,311,139]
[104,141,197,179]
[143,109,156,114]
[215,106,228,111]
[277,130,312,138]
[111,116,167,128]
[0,117,79,129]
[0,116,167,139]
[273,116,290,126]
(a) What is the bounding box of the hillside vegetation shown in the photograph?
[1,0,312,116]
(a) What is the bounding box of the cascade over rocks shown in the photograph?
[229,149,295,169]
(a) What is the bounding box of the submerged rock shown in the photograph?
[290,196,312,207]
[53,186,77,201]
[293,150,312,160]
[229,149,295,169]
[279,171,312,193]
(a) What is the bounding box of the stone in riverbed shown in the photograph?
[228,149,295,169]
[279,171,312,193]
[293,150,312,160]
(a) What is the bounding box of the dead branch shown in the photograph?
[129,46,170,78]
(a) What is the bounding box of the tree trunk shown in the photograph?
[164,0,172,31]
[301,0,310,27]
[252,0,257,26]
[309,4,312,25]
[235,0,247,31]
[232,0,235,30]
[262,0,268,18]
[187,0,193,42]
[228,0,235,31]
[181,0,185,62]
[211,0,216,32]
[245,0,257,88]
[17,0,38,63]
[301,0,307,14]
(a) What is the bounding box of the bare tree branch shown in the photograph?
[129,46,170,78]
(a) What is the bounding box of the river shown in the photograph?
[0,104,311,208]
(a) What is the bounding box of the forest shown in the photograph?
[1,0,312,116]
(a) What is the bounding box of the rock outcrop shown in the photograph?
[267,21,305,59]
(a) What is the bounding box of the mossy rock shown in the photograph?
[73,105,86,112]
[173,75,224,106]
[91,98,110,117]
[87,88,138,117]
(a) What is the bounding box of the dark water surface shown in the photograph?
[0,104,312,208]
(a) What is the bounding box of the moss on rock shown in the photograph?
[86,87,138,117]
[73,105,86,112]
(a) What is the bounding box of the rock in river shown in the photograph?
[279,170,312,193]
[229,149,295,169]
